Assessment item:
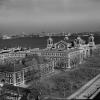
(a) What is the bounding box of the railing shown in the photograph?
[67,74,100,99]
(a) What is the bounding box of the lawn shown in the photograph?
[43,67,100,98]
[29,52,100,99]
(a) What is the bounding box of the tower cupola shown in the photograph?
[76,36,82,46]
[88,34,95,47]
[47,36,53,49]
[88,34,96,56]
[64,34,69,43]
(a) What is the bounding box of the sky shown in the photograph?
[0,0,100,34]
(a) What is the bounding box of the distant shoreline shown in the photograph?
[0,31,100,39]
[0,34,99,49]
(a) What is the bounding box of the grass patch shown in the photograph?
[29,55,100,99]
[29,67,100,99]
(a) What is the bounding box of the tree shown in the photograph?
[31,69,41,80]
[55,60,67,71]
[52,77,72,98]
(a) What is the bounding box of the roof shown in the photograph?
[22,54,45,64]
[43,47,80,54]
[54,40,70,46]
[2,84,31,94]
[2,84,40,97]
[0,62,26,72]
[4,57,24,63]
[68,47,81,54]
[0,54,48,72]
[33,54,49,64]
[0,54,51,72]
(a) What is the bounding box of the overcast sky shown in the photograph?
[0,0,100,34]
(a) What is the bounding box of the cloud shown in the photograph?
[0,0,99,19]
[0,0,100,15]
[0,0,100,33]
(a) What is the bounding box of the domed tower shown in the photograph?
[88,34,95,47]
[76,36,82,47]
[88,34,96,55]
[64,34,72,48]
[74,39,77,47]
[64,34,69,42]
[47,36,53,49]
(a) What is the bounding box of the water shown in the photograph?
[0,36,64,49]
[0,36,99,49]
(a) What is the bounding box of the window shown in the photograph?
[5,73,13,84]
[16,72,22,84]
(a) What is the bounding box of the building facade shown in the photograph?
[0,54,39,86]
[36,35,92,70]
[0,64,33,86]
[39,60,54,77]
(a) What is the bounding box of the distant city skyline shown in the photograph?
[0,0,100,34]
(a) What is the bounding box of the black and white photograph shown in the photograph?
[0,0,100,100]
